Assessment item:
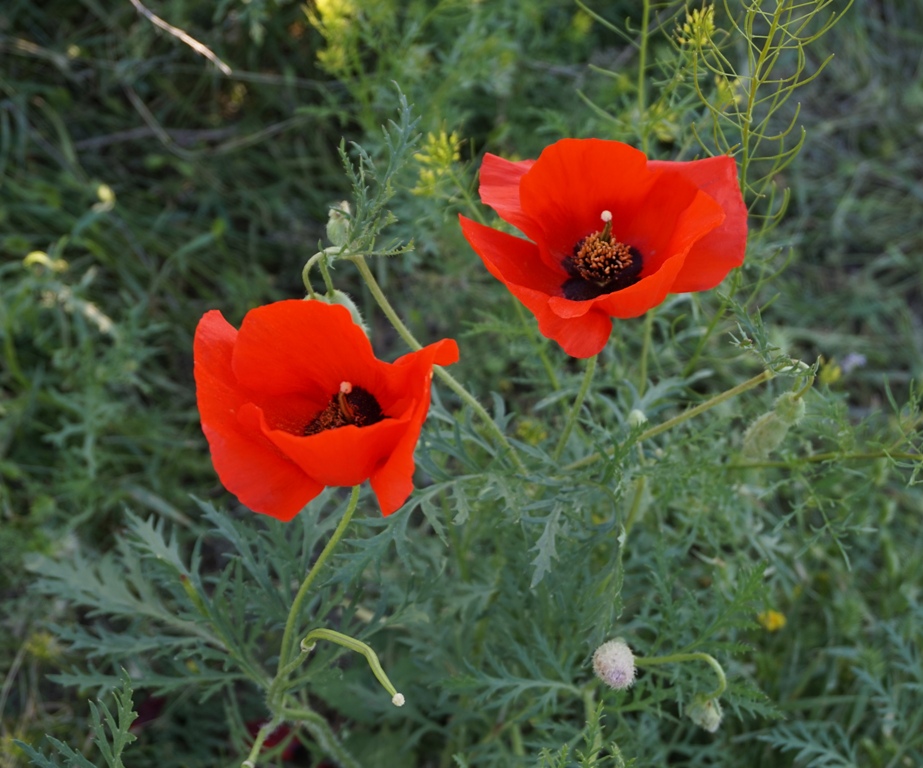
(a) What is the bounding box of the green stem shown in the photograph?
[637,310,655,395]
[275,486,361,679]
[565,369,775,472]
[241,717,283,768]
[635,652,726,699]
[682,299,728,379]
[301,628,404,704]
[280,707,364,768]
[623,475,647,536]
[512,298,559,390]
[727,449,923,469]
[318,255,337,295]
[553,354,597,461]
[638,0,651,153]
[348,254,527,473]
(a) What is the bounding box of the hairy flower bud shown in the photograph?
[318,290,367,334]
[687,695,723,732]
[592,639,636,690]
[326,200,351,247]
[628,409,647,428]
[741,392,806,460]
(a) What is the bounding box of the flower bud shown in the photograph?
[687,695,723,732]
[628,409,647,428]
[773,392,806,426]
[741,392,805,460]
[316,290,368,335]
[592,639,636,690]
[326,200,351,247]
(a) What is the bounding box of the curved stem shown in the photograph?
[565,369,775,472]
[301,628,404,704]
[318,255,337,295]
[347,254,527,473]
[275,486,361,679]
[553,354,597,461]
[635,651,726,700]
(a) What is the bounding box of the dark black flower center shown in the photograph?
[561,212,643,301]
[304,382,384,436]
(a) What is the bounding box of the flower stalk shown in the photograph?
[300,628,405,706]
[553,354,597,461]
[275,486,361,676]
[346,253,527,473]
[565,368,775,472]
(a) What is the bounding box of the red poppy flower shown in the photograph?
[194,300,459,520]
[459,138,747,358]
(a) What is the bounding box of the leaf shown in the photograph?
[530,503,566,588]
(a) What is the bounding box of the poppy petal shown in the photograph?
[459,215,564,294]
[247,403,411,488]
[369,338,460,515]
[479,154,536,236]
[519,139,653,258]
[194,311,322,521]
[232,300,379,399]
[648,155,747,291]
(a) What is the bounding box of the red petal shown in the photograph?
[232,300,380,401]
[194,311,322,521]
[479,154,536,237]
[648,155,747,291]
[519,139,653,259]
[369,338,459,515]
[459,215,563,294]
[459,216,611,357]
[247,403,410,487]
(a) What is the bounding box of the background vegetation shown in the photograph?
[1,1,921,766]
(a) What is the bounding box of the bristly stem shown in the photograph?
[348,253,527,473]
[637,310,655,396]
[275,486,361,679]
[634,651,726,700]
[553,354,597,461]
[638,0,651,153]
[300,628,404,705]
[565,369,775,472]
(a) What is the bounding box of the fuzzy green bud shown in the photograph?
[773,392,806,426]
[628,409,647,428]
[592,639,636,690]
[317,289,367,334]
[687,695,723,732]
[741,392,806,460]
[326,200,351,247]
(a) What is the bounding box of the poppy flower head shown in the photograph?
[194,300,458,520]
[459,138,747,358]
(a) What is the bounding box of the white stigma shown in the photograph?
[600,210,613,223]
[339,381,353,394]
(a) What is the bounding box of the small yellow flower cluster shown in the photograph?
[757,609,787,632]
[677,5,716,48]
[412,130,462,197]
